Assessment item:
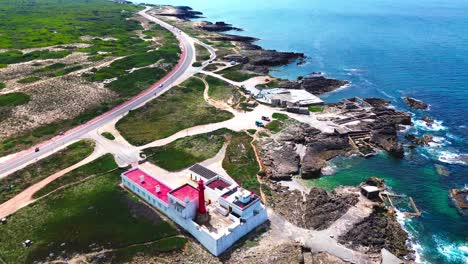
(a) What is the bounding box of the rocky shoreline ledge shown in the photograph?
[260,98,411,179]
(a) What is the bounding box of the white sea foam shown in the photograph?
[438,151,467,165]
[434,236,468,263]
[395,210,423,263]
[322,83,351,94]
[427,136,449,148]
[343,68,362,73]
[321,165,336,175]
[377,88,397,101]
[414,119,447,131]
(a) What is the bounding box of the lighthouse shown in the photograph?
[197,179,206,214]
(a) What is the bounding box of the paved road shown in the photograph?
[0,7,195,178]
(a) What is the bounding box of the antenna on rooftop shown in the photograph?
[140,175,145,183]
[155,185,160,193]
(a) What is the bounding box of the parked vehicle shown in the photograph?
[261,116,271,121]
[255,121,264,127]
[35,147,40,152]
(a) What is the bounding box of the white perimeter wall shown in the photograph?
[122,175,268,256]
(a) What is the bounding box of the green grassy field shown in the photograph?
[0,50,71,65]
[0,140,94,204]
[33,153,117,198]
[217,64,260,82]
[205,75,241,103]
[222,132,260,193]
[0,167,184,263]
[0,82,5,89]
[116,77,233,146]
[143,129,228,171]
[0,0,181,156]
[0,0,141,49]
[106,67,166,98]
[0,93,30,107]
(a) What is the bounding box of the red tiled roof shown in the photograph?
[124,168,172,203]
[207,179,231,190]
[170,184,199,203]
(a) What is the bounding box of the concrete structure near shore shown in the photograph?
[255,88,323,107]
[121,164,268,256]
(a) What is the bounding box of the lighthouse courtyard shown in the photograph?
[120,163,268,256]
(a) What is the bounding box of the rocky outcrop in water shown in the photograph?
[158,6,204,20]
[279,76,349,95]
[197,21,242,32]
[403,96,428,110]
[267,183,359,230]
[339,205,413,260]
[405,133,434,146]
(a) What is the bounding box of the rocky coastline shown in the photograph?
[153,5,415,262]
[259,98,412,179]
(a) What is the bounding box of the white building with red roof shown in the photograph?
[121,164,268,256]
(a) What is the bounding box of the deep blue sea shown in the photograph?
[141,0,467,262]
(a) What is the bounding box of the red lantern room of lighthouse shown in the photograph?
[197,179,207,214]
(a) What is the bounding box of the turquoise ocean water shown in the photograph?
[141,0,467,262]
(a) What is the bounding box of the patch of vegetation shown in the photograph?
[116,78,233,146]
[0,82,6,90]
[0,140,94,204]
[33,62,66,73]
[0,50,70,65]
[17,76,41,84]
[0,169,183,263]
[218,64,260,82]
[247,129,257,135]
[0,0,142,49]
[33,153,117,198]
[110,237,187,263]
[272,112,289,120]
[308,105,324,112]
[205,75,241,103]
[144,129,228,171]
[256,79,280,89]
[192,61,202,67]
[52,65,83,77]
[0,92,30,107]
[106,67,166,98]
[223,132,260,193]
[264,120,283,133]
[204,63,224,72]
[195,43,211,62]
[101,132,115,140]
[85,47,178,83]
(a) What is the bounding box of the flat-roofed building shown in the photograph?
[121,164,268,256]
[256,88,323,107]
